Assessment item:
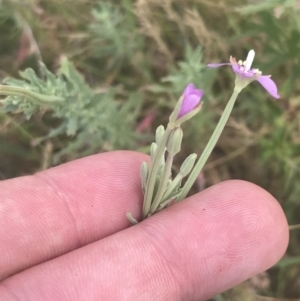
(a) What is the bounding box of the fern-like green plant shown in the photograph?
[0,59,141,163]
[89,2,143,69]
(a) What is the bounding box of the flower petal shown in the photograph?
[183,83,195,95]
[178,94,202,118]
[194,88,204,98]
[231,64,256,78]
[207,63,231,68]
[256,76,280,99]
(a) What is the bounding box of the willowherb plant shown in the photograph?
[0,58,140,163]
[127,49,280,223]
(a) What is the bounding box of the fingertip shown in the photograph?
[140,179,289,300]
[191,179,289,267]
[213,179,289,258]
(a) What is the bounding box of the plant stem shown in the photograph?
[162,173,182,202]
[177,87,241,202]
[0,85,64,104]
[150,152,174,214]
[289,224,300,231]
[142,126,172,218]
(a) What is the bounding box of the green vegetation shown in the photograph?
[0,0,300,299]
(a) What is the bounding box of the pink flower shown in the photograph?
[207,50,280,99]
[178,84,204,118]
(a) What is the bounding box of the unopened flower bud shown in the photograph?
[177,84,203,118]
[140,162,148,191]
[150,142,157,160]
[166,128,183,156]
[155,125,165,144]
[180,153,197,177]
[169,83,204,126]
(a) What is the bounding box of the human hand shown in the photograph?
[0,151,288,300]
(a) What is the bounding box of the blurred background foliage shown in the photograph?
[0,0,300,299]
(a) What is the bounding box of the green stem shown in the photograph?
[150,153,174,214]
[0,85,64,104]
[177,87,241,202]
[158,196,175,210]
[162,173,182,202]
[289,224,300,231]
[142,126,172,218]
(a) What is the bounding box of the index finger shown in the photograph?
[0,151,147,280]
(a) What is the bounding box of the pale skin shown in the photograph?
[0,151,289,300]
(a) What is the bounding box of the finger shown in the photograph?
[0,180,289,301]
[0,151,147,280]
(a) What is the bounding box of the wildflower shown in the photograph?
[178,83,204,118]
[207,50,280,98]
